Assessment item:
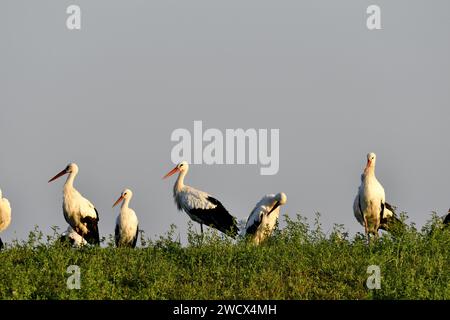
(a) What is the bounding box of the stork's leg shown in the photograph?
[363,216,368,235]
[200,223,204,242]
[363,216,370,244]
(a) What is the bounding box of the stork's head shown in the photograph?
[275,192,287,205]
[48,163,79,183]
[66,163,79,174]
[163,161,189,179]
[113,188,133,207]
[366,152,376,169]
[268,192,287,215]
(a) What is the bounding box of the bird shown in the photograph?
[48,163,100,245]
[163,161,238,238]
[353,152,389,239]
[0,189,12,250]
[243,192,287,245]
[60,226,88,247]
[112,188,139,248]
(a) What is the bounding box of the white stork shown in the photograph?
[243,192,287,245]
[60,226,88,247]
[353,152,393,239]
[0,189,12,250]
[112,188,139,248]
[48,163,100,245]
[163,161,238,238]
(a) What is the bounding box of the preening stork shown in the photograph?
[163,161,238,238]
[113,188,139,248]
[243,192,287,245]
[0,189,12,250]
[60,226,88,247]
[353,152,397,239]
[48,163,100,245]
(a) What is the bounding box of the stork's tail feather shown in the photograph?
[384,202,397,213]
[378,202,405,235]
[210,213,239,239]
[0,237,3,250]
[205,196,239,239]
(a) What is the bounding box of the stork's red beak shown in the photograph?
[365,159,371,169]
[163,166,179,179]
[48,168,68,183]
[113,195,124,208]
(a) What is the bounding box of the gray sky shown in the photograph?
[1,0,449,244]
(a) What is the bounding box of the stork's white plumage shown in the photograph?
[163,161,238,238]
[113,188,139,248]
[48,163,100,245]
[244,192,287,245]
[0,189,12,250]
[353,152,387,238]
[60,226,88,247]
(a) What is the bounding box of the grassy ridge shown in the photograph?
[0,214,449,300]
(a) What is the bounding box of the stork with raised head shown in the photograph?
[163,161,238,238]
[0,189,12,250]
[113,188,139,248]
[243,192,287,245]
[60,226,88,247]
[353,152,388,239]
[48,163,100,245]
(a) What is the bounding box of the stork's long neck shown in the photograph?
[121,198,131,211]
[64,171,77,191]
[174,170,187,193]
[363,165,376,181]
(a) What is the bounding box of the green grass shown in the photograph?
[0,213,449,300]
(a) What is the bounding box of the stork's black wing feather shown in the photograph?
[81,208,100,245]
[384,202,397,213]
[379,202,404,232]
[188,196,238,238]
[131,226,139,248]
[206,196,238,238]
[114,223,120,247]
[358,196,363,219]
[245,214,262,236]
